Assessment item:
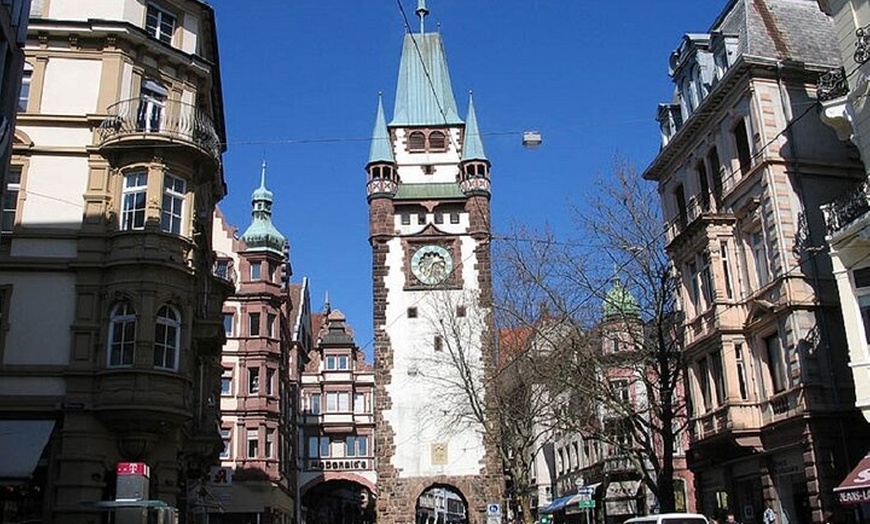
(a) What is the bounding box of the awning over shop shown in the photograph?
[0,420,55,481]
[835,453,870,505]
[540,494,577,514]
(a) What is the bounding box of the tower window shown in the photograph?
[434,213,443,224]
[417,213,426,225]
[407,307,418,318]
[429,131,447,151]
[434,335,443,352]
[422,164,435,175]
[401,214,410,226]
[450,212,460,224]
[408,131,426,152]
[456,305,466,317]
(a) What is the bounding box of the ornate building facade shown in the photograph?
[208,166,309,524]
[298,306,376,524]
[0,0,228,521]
[644,1,869,522]
[367,3,502,523]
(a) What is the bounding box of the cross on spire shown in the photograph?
[416,0,429,33]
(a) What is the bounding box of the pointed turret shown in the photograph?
[366,94,399,202]
[461,92,488,162]
[241,162,286,255]
[459,92,491,197]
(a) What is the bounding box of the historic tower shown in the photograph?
[367,2,501,523]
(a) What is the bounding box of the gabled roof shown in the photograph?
[391,32,463,127]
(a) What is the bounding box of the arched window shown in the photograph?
[108,302,137,367]
[154,305,181,370]
[408,131,426,152]
[428,131,447,151]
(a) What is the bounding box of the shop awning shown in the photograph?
[0,420,55,481]
[835,453,870,505]
[539,494,576,514]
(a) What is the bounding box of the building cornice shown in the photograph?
[643,55,833,182]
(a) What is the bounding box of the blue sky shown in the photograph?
[208,1,729,357]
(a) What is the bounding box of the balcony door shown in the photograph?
[137,79,168,133]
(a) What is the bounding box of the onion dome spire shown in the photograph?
[240,161,286,255]
[603,278,641,319]
[461,91,487,162]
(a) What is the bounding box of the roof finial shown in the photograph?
[416,0,429,34]
[260,159,267,188]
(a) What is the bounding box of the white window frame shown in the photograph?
[310,393,321,415]
[161,174,186,235]
[220,367,232,396]
[154,305,181,370]
[222,312,234,337]
[145,4,176,44]
[220,428,231,459]
[121,172,148,231]
[354,392,366,413]
[108,302,136,367]
[18,64,31,113]
[2,165,21,233]
[246,428,258,458]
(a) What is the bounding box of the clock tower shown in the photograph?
[366,3,501,524]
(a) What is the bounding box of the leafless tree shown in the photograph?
[494,159,689,514]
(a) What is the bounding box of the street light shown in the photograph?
[522,131,542,149]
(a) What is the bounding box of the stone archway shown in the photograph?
[415,484,469,524]
[303,479,376,524]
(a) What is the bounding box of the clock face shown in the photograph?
[411,245,453,285]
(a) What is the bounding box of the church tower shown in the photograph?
[367,2,501,523]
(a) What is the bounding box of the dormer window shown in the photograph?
[146,4,176,44]
[408,131,426,152]
[429,131,447,151]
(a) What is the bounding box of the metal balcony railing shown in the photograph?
[97,97,222,161]
[822,180,870,236]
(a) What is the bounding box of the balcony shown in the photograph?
[822,180,870,237]
[96,97,222,163]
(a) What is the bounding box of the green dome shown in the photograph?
[603,279,640,319]
[240,162,286,255]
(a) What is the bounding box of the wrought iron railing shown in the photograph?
[822,180,870,236]
[97,97,222,161]
[856,25,870,64]
[817,67,849,102]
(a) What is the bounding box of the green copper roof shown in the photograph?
[461,92,487,162]
[394,182,464,200]
[369,94,395,165]
[391,32,463,126]
[603,279,640,319]
[241,162,286,255]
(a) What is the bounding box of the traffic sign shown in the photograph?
[487,503,502,517]
[577,500,595,509]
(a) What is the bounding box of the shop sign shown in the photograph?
[308,459,369,471]
[209,466,233,486]
[838,488,870,505]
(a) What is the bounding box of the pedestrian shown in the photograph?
[763,504,776,524]
[725,512,741,524]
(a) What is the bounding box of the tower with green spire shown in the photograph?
[366,2,501,523]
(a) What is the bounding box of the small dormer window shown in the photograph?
[429,131,447,151]
[146,4,176,44]
[408,131,426,152]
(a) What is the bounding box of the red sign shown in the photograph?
[116,462,150,477]
[835,454,870,505]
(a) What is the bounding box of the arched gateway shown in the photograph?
[366,3,502,524]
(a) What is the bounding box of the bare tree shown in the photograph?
[495,159,689,514]
[417,289,559,524]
